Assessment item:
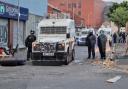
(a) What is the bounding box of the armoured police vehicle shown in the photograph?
[31,19,76,65]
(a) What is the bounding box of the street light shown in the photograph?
[80,0,82,27]
[71,3,75,20]
[17,0,20,52]
[66,0,69,12]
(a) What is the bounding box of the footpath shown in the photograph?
[0,48,27,66]
[114,43,128,72]
[104,42,128,73]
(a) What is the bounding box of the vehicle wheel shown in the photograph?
[72,49,75,60]
[64,53,70,65]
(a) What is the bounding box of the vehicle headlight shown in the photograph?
[57,43,65,51]
[33,43,41,51]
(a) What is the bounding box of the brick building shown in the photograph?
[48,0,106,28]
[48,4,70,19]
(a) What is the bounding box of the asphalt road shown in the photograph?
[0,46,128,89]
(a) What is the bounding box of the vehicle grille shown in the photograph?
[40,42,56,53]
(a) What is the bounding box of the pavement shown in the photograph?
[0,48,27,66]
[94,41,128,73]
[116,57,128,73]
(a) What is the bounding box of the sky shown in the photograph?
[1,0,48,16]
[102,0,124,3]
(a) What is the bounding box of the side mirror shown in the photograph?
[66,33,70,38]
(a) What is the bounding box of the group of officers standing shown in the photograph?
[86,30,107,60]
[25,29,128,62]
[86,29,128,60]
[25,30,108,61]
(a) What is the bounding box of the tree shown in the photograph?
[109,7,128,27]
[107,1,128,31]
[108,1,128,16]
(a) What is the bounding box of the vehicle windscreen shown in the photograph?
[40,27,66,34]
[81,31,88,35]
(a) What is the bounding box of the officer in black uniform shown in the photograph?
[97,30,107,59]
[25,30,36,61]
[86,31,96,59]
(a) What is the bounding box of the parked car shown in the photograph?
[77,28,95,46]
[97,27,112,40]
[75,32,81,44]
[77,36,87,46]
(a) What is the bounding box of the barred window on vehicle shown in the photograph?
[40,27,66,34]
[81,31,88,35]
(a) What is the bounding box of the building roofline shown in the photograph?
[48,3,61,12]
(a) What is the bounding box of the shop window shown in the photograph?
[0,25,7,46]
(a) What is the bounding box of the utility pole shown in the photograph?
[87,0,89,28]
[17,0,20,52]
[80,0,82,27]
[71,3,75,20]
[93,0,96,28]
[66,0,69,12]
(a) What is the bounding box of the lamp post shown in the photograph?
[80,0,82,27]
[66,0,69,12]
[17,0,20,52]
[71,3,75,20]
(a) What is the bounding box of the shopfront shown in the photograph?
[0,1,28,48]
[0,19,8,47]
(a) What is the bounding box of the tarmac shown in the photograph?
[0,43,128,72]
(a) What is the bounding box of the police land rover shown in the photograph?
[31,19,76,65]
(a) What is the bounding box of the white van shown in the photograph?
[97,27,112,40]
[31,19,76,65]
[77,28,95,46]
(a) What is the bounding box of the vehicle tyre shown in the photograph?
[64,53,70,65]
[72,49,75,61]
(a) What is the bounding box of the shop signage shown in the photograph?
[0,1,28,21]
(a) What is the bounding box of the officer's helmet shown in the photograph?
[30,30,35,34]
[89,30,93,35]
[100,30,104,34]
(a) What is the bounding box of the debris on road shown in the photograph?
[103,58,117,68]
[92,59,102,64]
[106,75,122,83]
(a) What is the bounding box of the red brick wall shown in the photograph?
[48,5,53,13]
[48,0,106,28]
[94,0,106,28]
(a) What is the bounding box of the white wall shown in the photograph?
[25,13,43,38]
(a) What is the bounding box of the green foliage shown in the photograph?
[107,1,128,27]
[109,7,128,27]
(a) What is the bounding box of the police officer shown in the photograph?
[97,30,107,59]
[86,30,96,59]
[25,30,36,61]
